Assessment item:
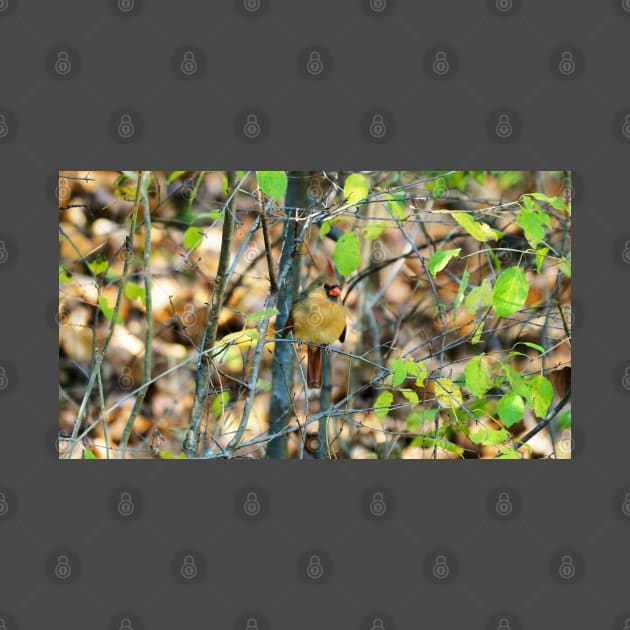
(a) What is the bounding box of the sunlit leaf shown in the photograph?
[434,377,462,409]
[343,173,369,205]
[256,171,288,201]
[492,267,529,317]
[125,281,146,306]
[451,212,502,242]
[374,391,393,420]
[429,248,461,277]
[497,392,524,427]
[464,278,493,314]
[211,391,230,417]
[333,232,360,276]
[464,355,492,397]
[362,221,388,240]
[183,226,204,251]
[454,266,469,311]
[98,296,122,323]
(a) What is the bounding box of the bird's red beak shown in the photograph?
[327,285,340,298]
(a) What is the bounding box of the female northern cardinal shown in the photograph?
[289,279,346,388]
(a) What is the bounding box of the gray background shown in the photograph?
[0,0,628,628]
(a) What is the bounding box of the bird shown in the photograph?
[288,276,347,388]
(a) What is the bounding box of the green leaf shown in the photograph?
[390,357,408,387]
[429,248,461,277]
[194,210,223,222]
[384,192,406,219]
[401,389,419,406]
[496,448,521,460]
[451,212,502,242]
[464,278,493,314]
[515,341,545,354]
[319,221,331,237]
[374,391,393,420]
[497,392,525,427]
[59,266,73,283]
[434,377,463,409]
[245,307,278,324]
[410,436,464,456]
[343,173,369,206]
[362,221,388,240]
[82,448,97,459]
[183,226,204,251]
[409,360,428,387]
[535,247,548,274]
[529,374,553,418]
[492,267,529,317]
[470,427,510,446]
[256,171,288,201]
[98,296,122,323]
[453,266,470,311]
[516,208,545,248]
[504,365,533,403]
[159,450,188,460]
[558,259,571,278]
[527,192,566,210]
[333,231,360,276]
[211,391,230,417]
[557,408,571,430]
[464,355,492,397]
[88,255,109,276]
[470,320,484,345]
[166,170,187,185]
[124,281,146,306]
